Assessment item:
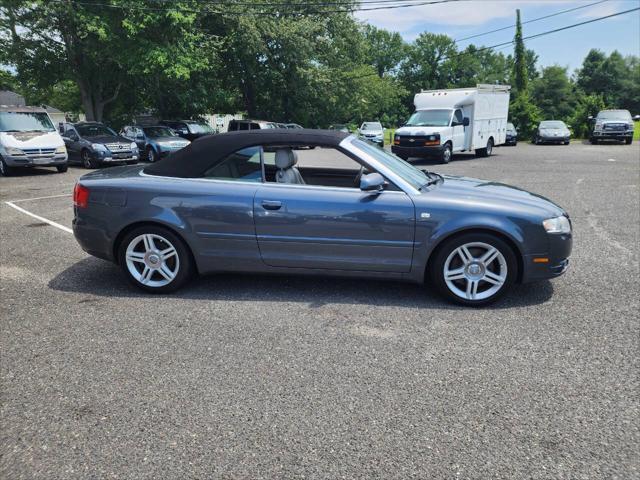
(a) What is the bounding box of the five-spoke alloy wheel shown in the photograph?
[119,226,193,292]
[430,233,517,306]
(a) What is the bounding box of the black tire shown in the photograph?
[146,146,157,162]
[475,138,494,157]
[590,137,598,145]
[625,138,633,145]
[440,143,452,164]
[56,164,68,173]
[398,154,409,161]
[0,157,14,177]
[81,149,97,169]
[564,140,570,145]
[533,136,539,145]
[428,232,518,307]
[118,225,194,293]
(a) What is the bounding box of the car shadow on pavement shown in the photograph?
[48,257,554,310]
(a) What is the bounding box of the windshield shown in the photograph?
[76,124,116,137]
[0,111,55,132]
[187,122,214,134]
[597,110,631,121]
[352,138,428,191]
[540,121,566,129]
[406,109,452,127]
[507,123,515,131]
[361,122,382,131]
[143,126,177,138]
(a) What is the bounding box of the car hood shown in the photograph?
[395,126,444,136]
[84,135,131,144]
[0,130,64,148]
[152,136,190,144]
[419,175,566,219]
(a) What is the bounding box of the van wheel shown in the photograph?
[475,138,493,157]
[0,158,14,176]
[56,164,68,173]
[440,143,452,164]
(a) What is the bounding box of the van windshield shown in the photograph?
[405,109,452,127]
[0,111,55,132]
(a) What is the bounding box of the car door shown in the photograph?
[451,109,465,151]
[62,126,81,161]
[253,172,416,273]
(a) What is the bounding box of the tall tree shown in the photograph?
[532,65,575,121]
[362,25,406,78]
[512,9,528,94]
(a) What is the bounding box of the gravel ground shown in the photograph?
[1,141,638,479]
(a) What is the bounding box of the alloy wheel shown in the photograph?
[443,241,507,301]
[125,233,180,288]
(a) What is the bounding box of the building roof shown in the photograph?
[0,90,26,107]
[144,129,350,178]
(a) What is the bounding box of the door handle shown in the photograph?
[261,200,282,210]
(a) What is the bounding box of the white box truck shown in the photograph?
[0,105,68,176]
[392,84,510,163]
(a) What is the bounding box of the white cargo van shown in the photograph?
[0,105,68,176]
[392,84,510,163]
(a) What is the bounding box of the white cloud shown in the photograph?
[355,0,584,36]
[577,0,625,19]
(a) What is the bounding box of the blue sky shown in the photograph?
[356,0,640,73]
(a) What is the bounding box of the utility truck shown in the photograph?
[392,84,510,163]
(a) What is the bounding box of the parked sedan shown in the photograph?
[358,121,384,147]
[505,122,518,146]
[159,120,214,141]
[121,125,190,162]
[61,122,139,168]
[72,130,572,306]
[533,121,571,145]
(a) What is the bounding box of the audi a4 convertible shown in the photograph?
[72,129,572,306]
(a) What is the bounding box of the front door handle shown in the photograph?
[261,200,282,210]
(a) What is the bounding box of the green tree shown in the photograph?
[512,9,528,93]
[362,25,406,78]
[532,65,575,121]
[568,93,606,138]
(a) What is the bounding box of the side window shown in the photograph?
[239,122,249,131]
[250,123,260,130]
[203,146,262,182]
[453,109,464,126]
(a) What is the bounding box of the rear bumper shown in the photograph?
[392,145,443,158]
[521,232,572,283]
[73,216,116,262]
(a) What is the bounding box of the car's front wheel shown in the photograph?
[146,147,158,162]
[0,157,14,176]
[82,149,96,168]
[429,233,517,306]
[625,138,633,145]
[56,164,68,173]
[118,226,194,293]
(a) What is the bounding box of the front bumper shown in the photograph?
[92,150,139,163]
[591,131,633,140]
[505,135,517,144]
[362,137,384,146]
[521,232,572,283]
[2,154,68,167]
[392,144,444,158]
[538,135,570,143]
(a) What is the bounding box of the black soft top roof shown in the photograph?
[144,129,351,178]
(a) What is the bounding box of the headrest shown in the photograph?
[275,148,297,169]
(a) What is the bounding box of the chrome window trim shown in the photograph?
[339,136,421,195]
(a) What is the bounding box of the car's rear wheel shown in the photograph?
[429,233,517,306]
[118,226,194,293]
[475,138,493,157]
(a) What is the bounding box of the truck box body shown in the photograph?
[392,84,511,162]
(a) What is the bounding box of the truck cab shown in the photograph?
[392,84,510,164]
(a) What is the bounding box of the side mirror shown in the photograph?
[633,115,640,121]
[462,117,470,127]
[360,172,385,192]
[588,115,594,122]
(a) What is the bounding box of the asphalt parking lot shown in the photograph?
[1,141,638,479]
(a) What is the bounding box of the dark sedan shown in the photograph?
[533,120,571,145]
[61,122,139,168]
[505,122,518,146]
[121,125,190,162]
[72,130,572,306]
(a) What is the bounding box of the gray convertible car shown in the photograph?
[73,129,572,306]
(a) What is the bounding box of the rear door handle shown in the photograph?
[261,200,282,210]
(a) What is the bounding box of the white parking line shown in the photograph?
[6,193,72,203]
[4,199,73,234]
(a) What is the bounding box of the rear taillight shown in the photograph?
[73,183,89,208]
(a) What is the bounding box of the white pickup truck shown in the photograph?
[392,84,511,163]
